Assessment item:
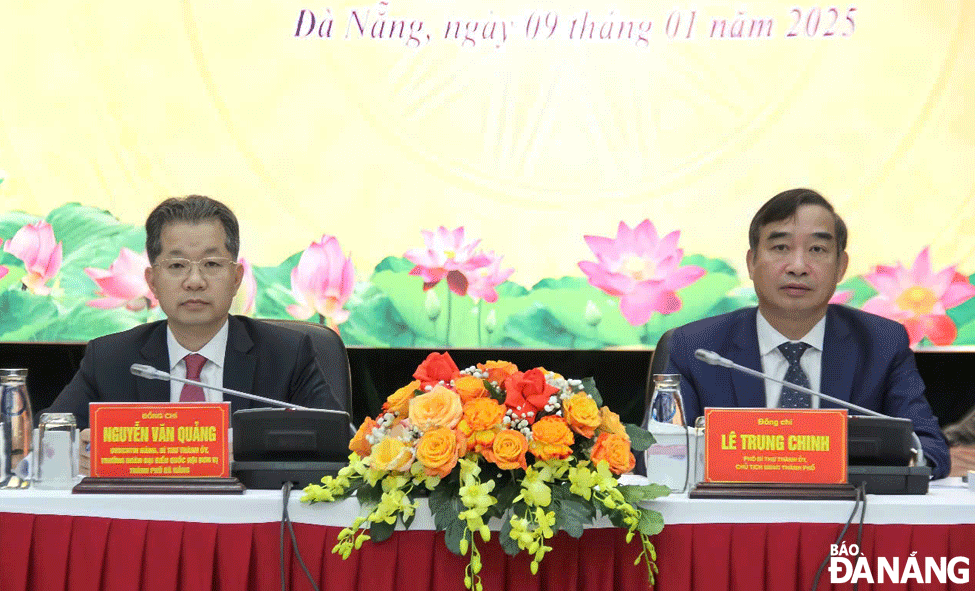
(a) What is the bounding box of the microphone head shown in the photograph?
[694,349,731,367]
[130,364,166,380]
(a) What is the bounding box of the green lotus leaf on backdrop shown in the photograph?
[0,290,60,341]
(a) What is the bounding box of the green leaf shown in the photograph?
[341,286,416,347]
[442,518,467,555]
[619,483,671,504]
[625,424,656,452]
[946,273,975,330]
[636,507,665,536]
[357,483,383,506]
[835,276,879,308]
[488,479,520,518]
[499,516,522,556]
[374,256,415,274]
[526,280,641,347]
[556,496,595,538]
[954,318,975,346]
[0,290,60,341]
[46,203,137,258]
[680,254,739,278]
[580,377,603,407]
[484,380,505,403]
[369,518,395,542]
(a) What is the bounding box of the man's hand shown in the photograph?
[79,428,90,476]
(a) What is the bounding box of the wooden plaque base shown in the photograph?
[690,481,857,500]
[72,477,245,495]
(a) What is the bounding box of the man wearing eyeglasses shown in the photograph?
[44,195,342,436]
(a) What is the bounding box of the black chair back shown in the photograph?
[261,319,353,419]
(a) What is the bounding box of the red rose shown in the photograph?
[503,368,559,423]
[413,352,461,386]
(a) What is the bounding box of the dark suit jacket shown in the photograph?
[44,315,340,428]
[665,305,951,479]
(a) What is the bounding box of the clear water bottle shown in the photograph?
[1,368,33,488]
[644,374,690,493]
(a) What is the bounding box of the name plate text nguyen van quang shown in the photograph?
[703,408,848,484]
[89,402,230,478]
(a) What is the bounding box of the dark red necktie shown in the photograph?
[179,353,207,402]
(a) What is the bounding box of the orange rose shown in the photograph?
[383,380,421,417]
[563,393,601,438]
[349,417,377,457]
[504,369,559,422]
[528,416,574,461]
[457,398,505,453]
[453,375,489,404]
[476,360,519,384]
[369,437,413,472]
[599,407,627,436]
[409,385,463,431]
[415,427,462,477]
[590,432,635,475]
[462,398,505,431]
[413,351,461,386]
[483,429,529,470]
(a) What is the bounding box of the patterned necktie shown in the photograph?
[778,342,811,408]
[179,353,207,402]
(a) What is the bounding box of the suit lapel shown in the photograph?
[223,316,257,414]
[819,306,855,408]
[138,322,172,403]
[730,308,765,408]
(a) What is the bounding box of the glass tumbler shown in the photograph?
[644,374,690,493]
[33,413,80,489]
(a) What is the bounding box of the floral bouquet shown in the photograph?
[301,352,668,590]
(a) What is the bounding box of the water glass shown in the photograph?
[33,413,80,489]
[644,374,690,493]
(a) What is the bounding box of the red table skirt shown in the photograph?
[1,513,972,591]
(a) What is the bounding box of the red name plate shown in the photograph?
[89,402,230,478]
[704,408,848,484]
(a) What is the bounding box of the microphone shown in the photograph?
[693,349,926,466]
[130,363,311,411]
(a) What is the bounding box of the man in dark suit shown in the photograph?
[44,195,341,431]
[664,189,950,479]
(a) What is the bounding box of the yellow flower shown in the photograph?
[590,432,635,475]
[598,407,627,436]
[383,380,421,417]
[476,360,519,384]
[563,393,601,438]
[482,429,529,470]
[528,416,574,461]
[453,375,489,404]
[415,427,462,478]
[516,467,552,507]
[349,417,377,457]
[409,385,464,431]
[568,463,596,500]
[369,437,413,472]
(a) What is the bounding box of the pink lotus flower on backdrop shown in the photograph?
[405,227,492,296]
[2,220,63,295]
[84,248,158,311]
[287,235,355,327]
[578,220,706,326]
[467,251,514,303]
[829,290,853,305]
[0,238,7,280]
[231,257,257,316]
[862,247,975,346]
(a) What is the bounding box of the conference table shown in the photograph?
[0,478,972,591]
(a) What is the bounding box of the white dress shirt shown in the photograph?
[756,311,826,409]
[166,321,229,403]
